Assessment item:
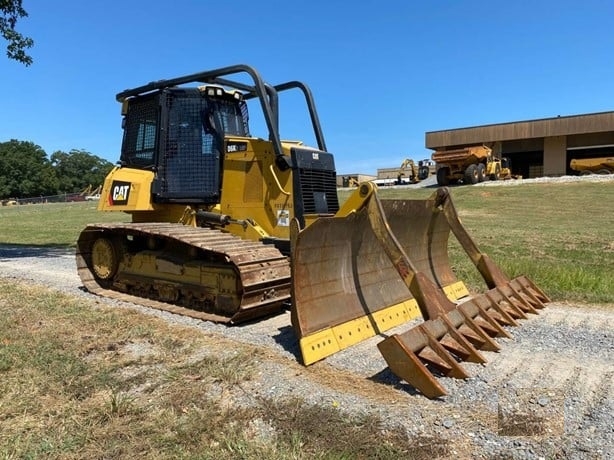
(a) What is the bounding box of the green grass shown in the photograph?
[0,201,130,247]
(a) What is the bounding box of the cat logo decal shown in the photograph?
[110,181,131,205]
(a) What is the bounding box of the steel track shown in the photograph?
[76,222,291,323]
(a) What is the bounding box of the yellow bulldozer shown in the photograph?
[77,65,549,398]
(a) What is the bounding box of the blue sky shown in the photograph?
[2,0,614,174]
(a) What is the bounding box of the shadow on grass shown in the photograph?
[0,243,74,259]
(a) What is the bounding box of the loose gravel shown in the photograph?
[1,174,612,459]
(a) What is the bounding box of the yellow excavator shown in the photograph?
[395,159,430,184]
[77,65,549,398]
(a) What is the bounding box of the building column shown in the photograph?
[543,136,567,176]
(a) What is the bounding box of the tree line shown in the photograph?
[0,139,114,200]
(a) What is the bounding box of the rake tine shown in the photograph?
[482,293,520,327]
[515,275,550,303]
[417,325,470,379]
[493,288,529,319]
[510,278,547,309]
[509,294,536,315]
[456,310,501,352]
[461,298,513,339]
[506,284,540,314]
[485,291,523,324]
[439,335,474,362]
[461,306,503,338]
[437,315,487,363]
[444,309,486,348]
[519,291,545,310]
[377,334,448,399]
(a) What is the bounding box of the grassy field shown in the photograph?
[0,201,130,246]
[1,180,612,304]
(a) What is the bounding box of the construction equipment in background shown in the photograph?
[85,185,102,201]
[498,157,517,180]
[420,158,436,177]
[78,184,102,201]
[396,158,430,184]
[570,157,614,175]
[76,65,549,398]
[79,185,95,197]
[79,184,101,197]
[433,145,518,185]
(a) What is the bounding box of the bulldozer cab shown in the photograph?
[119,87,248,204]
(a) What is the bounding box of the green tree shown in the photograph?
[0,139,58,198]
[1,0,33,65]
[50,149,114,194]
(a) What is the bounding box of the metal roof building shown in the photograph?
[425,111,614,177]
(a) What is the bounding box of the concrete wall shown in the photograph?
[543,136,567,176]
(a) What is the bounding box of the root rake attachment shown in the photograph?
[378,275,548,398]
[292,184,550,398]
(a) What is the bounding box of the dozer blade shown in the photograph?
[292,185,550,398]
[291,207,423,365]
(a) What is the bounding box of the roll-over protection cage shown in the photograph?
[116,64,328,173]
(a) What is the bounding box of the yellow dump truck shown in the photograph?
[570,157,614,175]
[433,145,512,185]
